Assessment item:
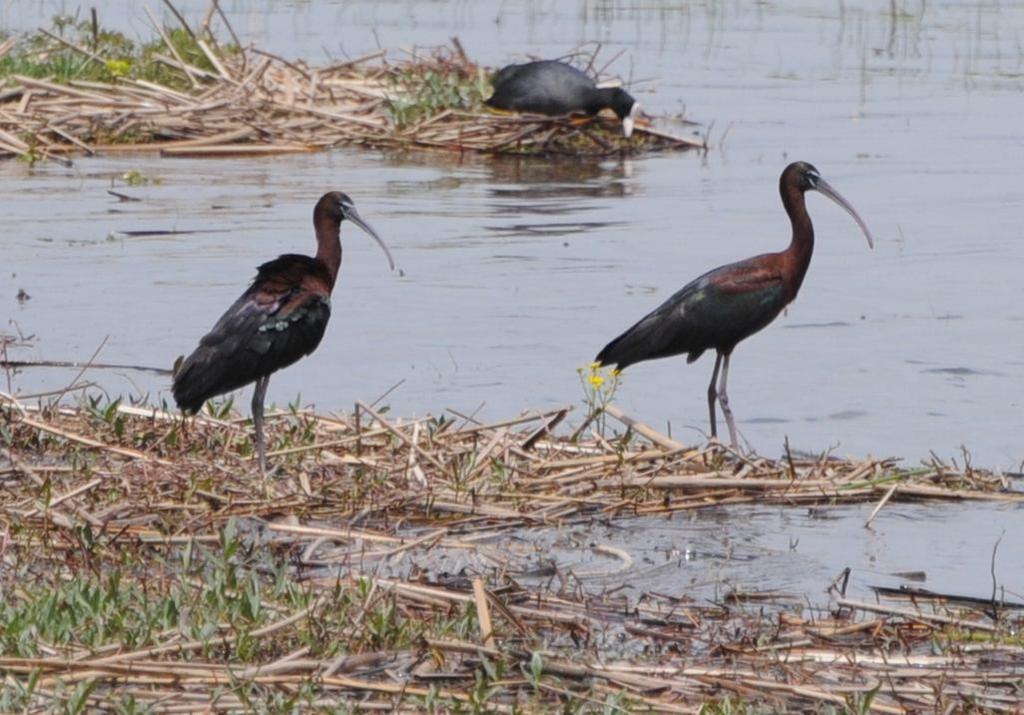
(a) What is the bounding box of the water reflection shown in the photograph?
[484,221,625,237]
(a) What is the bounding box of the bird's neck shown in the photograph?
[781,186,814,299]
[591,87,627,118]
[313,217,342,290]
[590,87,617,112]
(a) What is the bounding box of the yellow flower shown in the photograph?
[588,374,605,388]
[105,59,132,77]
[588,361,602,371]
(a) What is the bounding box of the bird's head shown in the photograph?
[606,88,638,138]
[609,88,643,138]
[783,161,875,249]
[788,161,822,192]
[318,191,398,272]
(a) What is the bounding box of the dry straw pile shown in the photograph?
[1,380,1022,711]
[0,4,702,164]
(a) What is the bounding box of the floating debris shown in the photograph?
[0,8,703,165]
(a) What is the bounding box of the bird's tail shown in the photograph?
[594,330,634,371]
[596,304,693,370]
[171,347,237,414]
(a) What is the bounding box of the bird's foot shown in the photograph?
[255,458,287,495]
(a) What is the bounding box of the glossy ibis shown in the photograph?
[485,60,642,137]
[172,192,395,472]
[595,161,874,449]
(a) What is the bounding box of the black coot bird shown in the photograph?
[172,192,396,472]
[485,60,642,137]
[595,162,875,449]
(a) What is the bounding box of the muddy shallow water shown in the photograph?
[526,502,1024,605]
[310,501,1024,608]
[3,1,1022,470]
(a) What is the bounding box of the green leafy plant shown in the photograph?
[576,361,621,435]
[386,62,489,129]
[0,15,237,93]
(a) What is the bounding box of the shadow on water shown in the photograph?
[486,156,632,196]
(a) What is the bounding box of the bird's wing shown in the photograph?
[595,274,711,369]
[685,261,788,353]
[172,257,333,412]
[193,253,332,352]
[200,289,319,349]
[596,259,788,369]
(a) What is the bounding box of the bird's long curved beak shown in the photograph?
[342,206,398,271]
[813,177,875,249]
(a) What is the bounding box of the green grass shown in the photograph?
[386,64,491,129]
[0,14,235,92]
[0,510,507,710]
[0,519,307,660]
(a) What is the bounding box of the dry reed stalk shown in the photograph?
[836,597,998,632]
[472,577,496,647]
[1,376,1021,710]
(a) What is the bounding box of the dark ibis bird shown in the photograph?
[172,192,395,472]
[595,161,874,449]
[485,59,642,137]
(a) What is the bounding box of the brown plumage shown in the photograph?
[596,162,875,449]
[172,191,395,472]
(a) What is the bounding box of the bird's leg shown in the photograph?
[706,352,723,440]
[717,352,740,450]
[252,375,270,476]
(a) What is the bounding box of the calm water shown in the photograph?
[499,502,1024,606]
[2,1,1022,470]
